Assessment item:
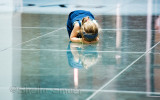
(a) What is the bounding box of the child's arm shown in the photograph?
[70,42,84,62]
[70,23,82,43]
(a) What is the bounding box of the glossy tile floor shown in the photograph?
[0,1,160,100]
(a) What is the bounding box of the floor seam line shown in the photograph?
[12,48,160,54]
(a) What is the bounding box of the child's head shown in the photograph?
[80,16,99,42]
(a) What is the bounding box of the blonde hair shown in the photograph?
[81,53,99,69]
[80,17,99,42]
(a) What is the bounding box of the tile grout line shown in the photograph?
[12,48,160,54]
[85,41,160,100]
[19,27,65,29]
[19,27,146,30]
[101,29,159,31]
[9,27,158,31]
[0,27,65,52]
[3,26,157,31]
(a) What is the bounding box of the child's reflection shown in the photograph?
[67,42,99,69]
[66,42,99,88]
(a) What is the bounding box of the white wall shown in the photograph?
[0,13,13,50]
[0,0,22,12]
[0,12,22,100]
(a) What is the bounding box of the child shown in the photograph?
[67,10,99,43]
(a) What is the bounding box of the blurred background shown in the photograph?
[0,0,159,14]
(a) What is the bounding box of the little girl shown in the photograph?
[67,10,99,43]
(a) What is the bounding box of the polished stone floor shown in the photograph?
[0,1,160,100]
